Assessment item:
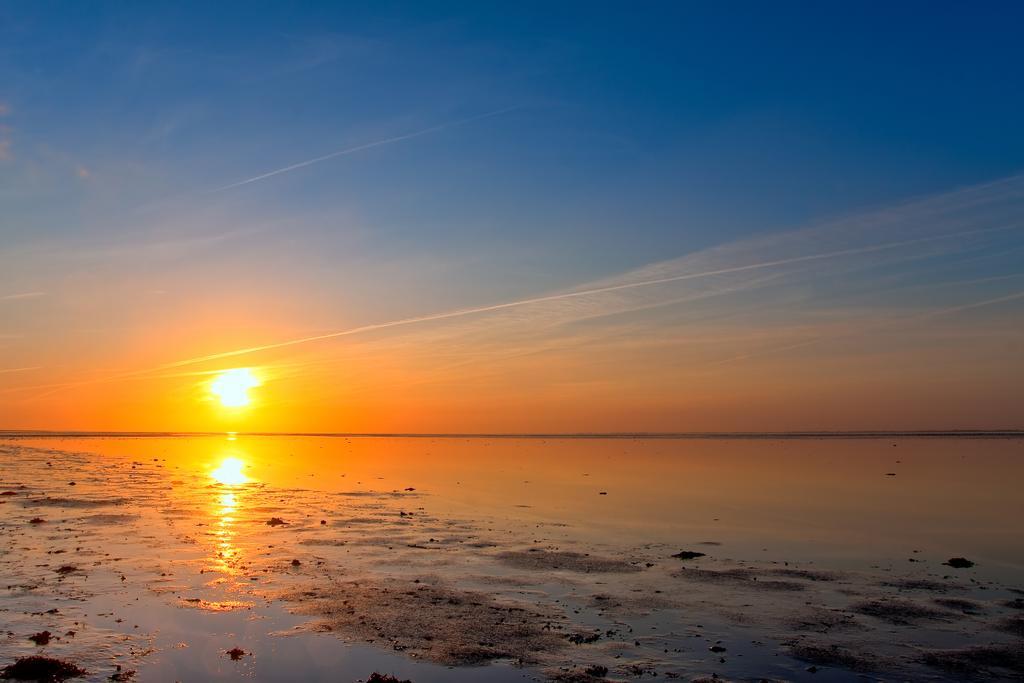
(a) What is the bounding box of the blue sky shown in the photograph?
[1,2,1023,430]
[4,2,1022,257]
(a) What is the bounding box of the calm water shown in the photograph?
[1,435,1022,681]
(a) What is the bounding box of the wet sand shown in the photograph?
[1,435,1022,681]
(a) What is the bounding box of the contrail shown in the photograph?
[16,223,1019,399]
[703,289,1024,370]
[1,291,44,301]
[116,222,1013,375]
[209,106,522,193]
[0,366,40,374]
[916,290,1024,319]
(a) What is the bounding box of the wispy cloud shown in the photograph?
[209,106,521,193]
[2,225,257,266]
[12,173,1024,410]
[916,289,1024,320]
[141,172,1024,373]
[0,366,40,374]
[19,173,1023,404]
[701,289,1024,370]
[1,291,45,301]
[120,223,1012,374]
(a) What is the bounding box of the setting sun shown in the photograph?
[210,368,260,408]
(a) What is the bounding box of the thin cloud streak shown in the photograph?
[19,223,1020,400]
[141,223,1023,372]
[917,290,1024,320]
[703,289,1024,370]
[209,106,522,193]
[16,174,1024,400]
[1,292,45,301]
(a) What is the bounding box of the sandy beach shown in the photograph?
[2,435,1022,681]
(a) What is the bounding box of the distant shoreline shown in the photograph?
[1,430,1023,440]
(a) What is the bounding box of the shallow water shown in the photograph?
[1,435,1022,681]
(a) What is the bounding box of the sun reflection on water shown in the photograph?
[218,491,237,513]
[208,456,255,577]
[211,456,248,485]
[213,491,239,574]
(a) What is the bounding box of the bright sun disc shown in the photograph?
[210,368,259,408]
[211,457,248,485]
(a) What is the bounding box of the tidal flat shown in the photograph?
[1,435,1022,681]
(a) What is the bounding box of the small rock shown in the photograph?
[945,557,974,569]
[367,674,412,683]
[28,631,52,645]
[671,551,707,560]
[109,666,136,681]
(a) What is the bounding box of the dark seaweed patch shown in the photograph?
[852,598,949,624]
[999,615,1024,637]
[933,597,985,614]
[284,578,566,666]
[786,640,878,672]
[675,567,805,592]
[497,549,641,573]
[0,656,87,682]
[921,644,1024,676]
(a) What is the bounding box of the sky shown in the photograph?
[1,2,1023,432]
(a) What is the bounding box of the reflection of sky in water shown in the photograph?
[1,436,1023,682]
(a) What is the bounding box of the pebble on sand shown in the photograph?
[671,551,707,560]
[944,557,975,569]
[28,631,52,645]
[367,674,412,683]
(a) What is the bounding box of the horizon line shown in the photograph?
[1,429,1022,440]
